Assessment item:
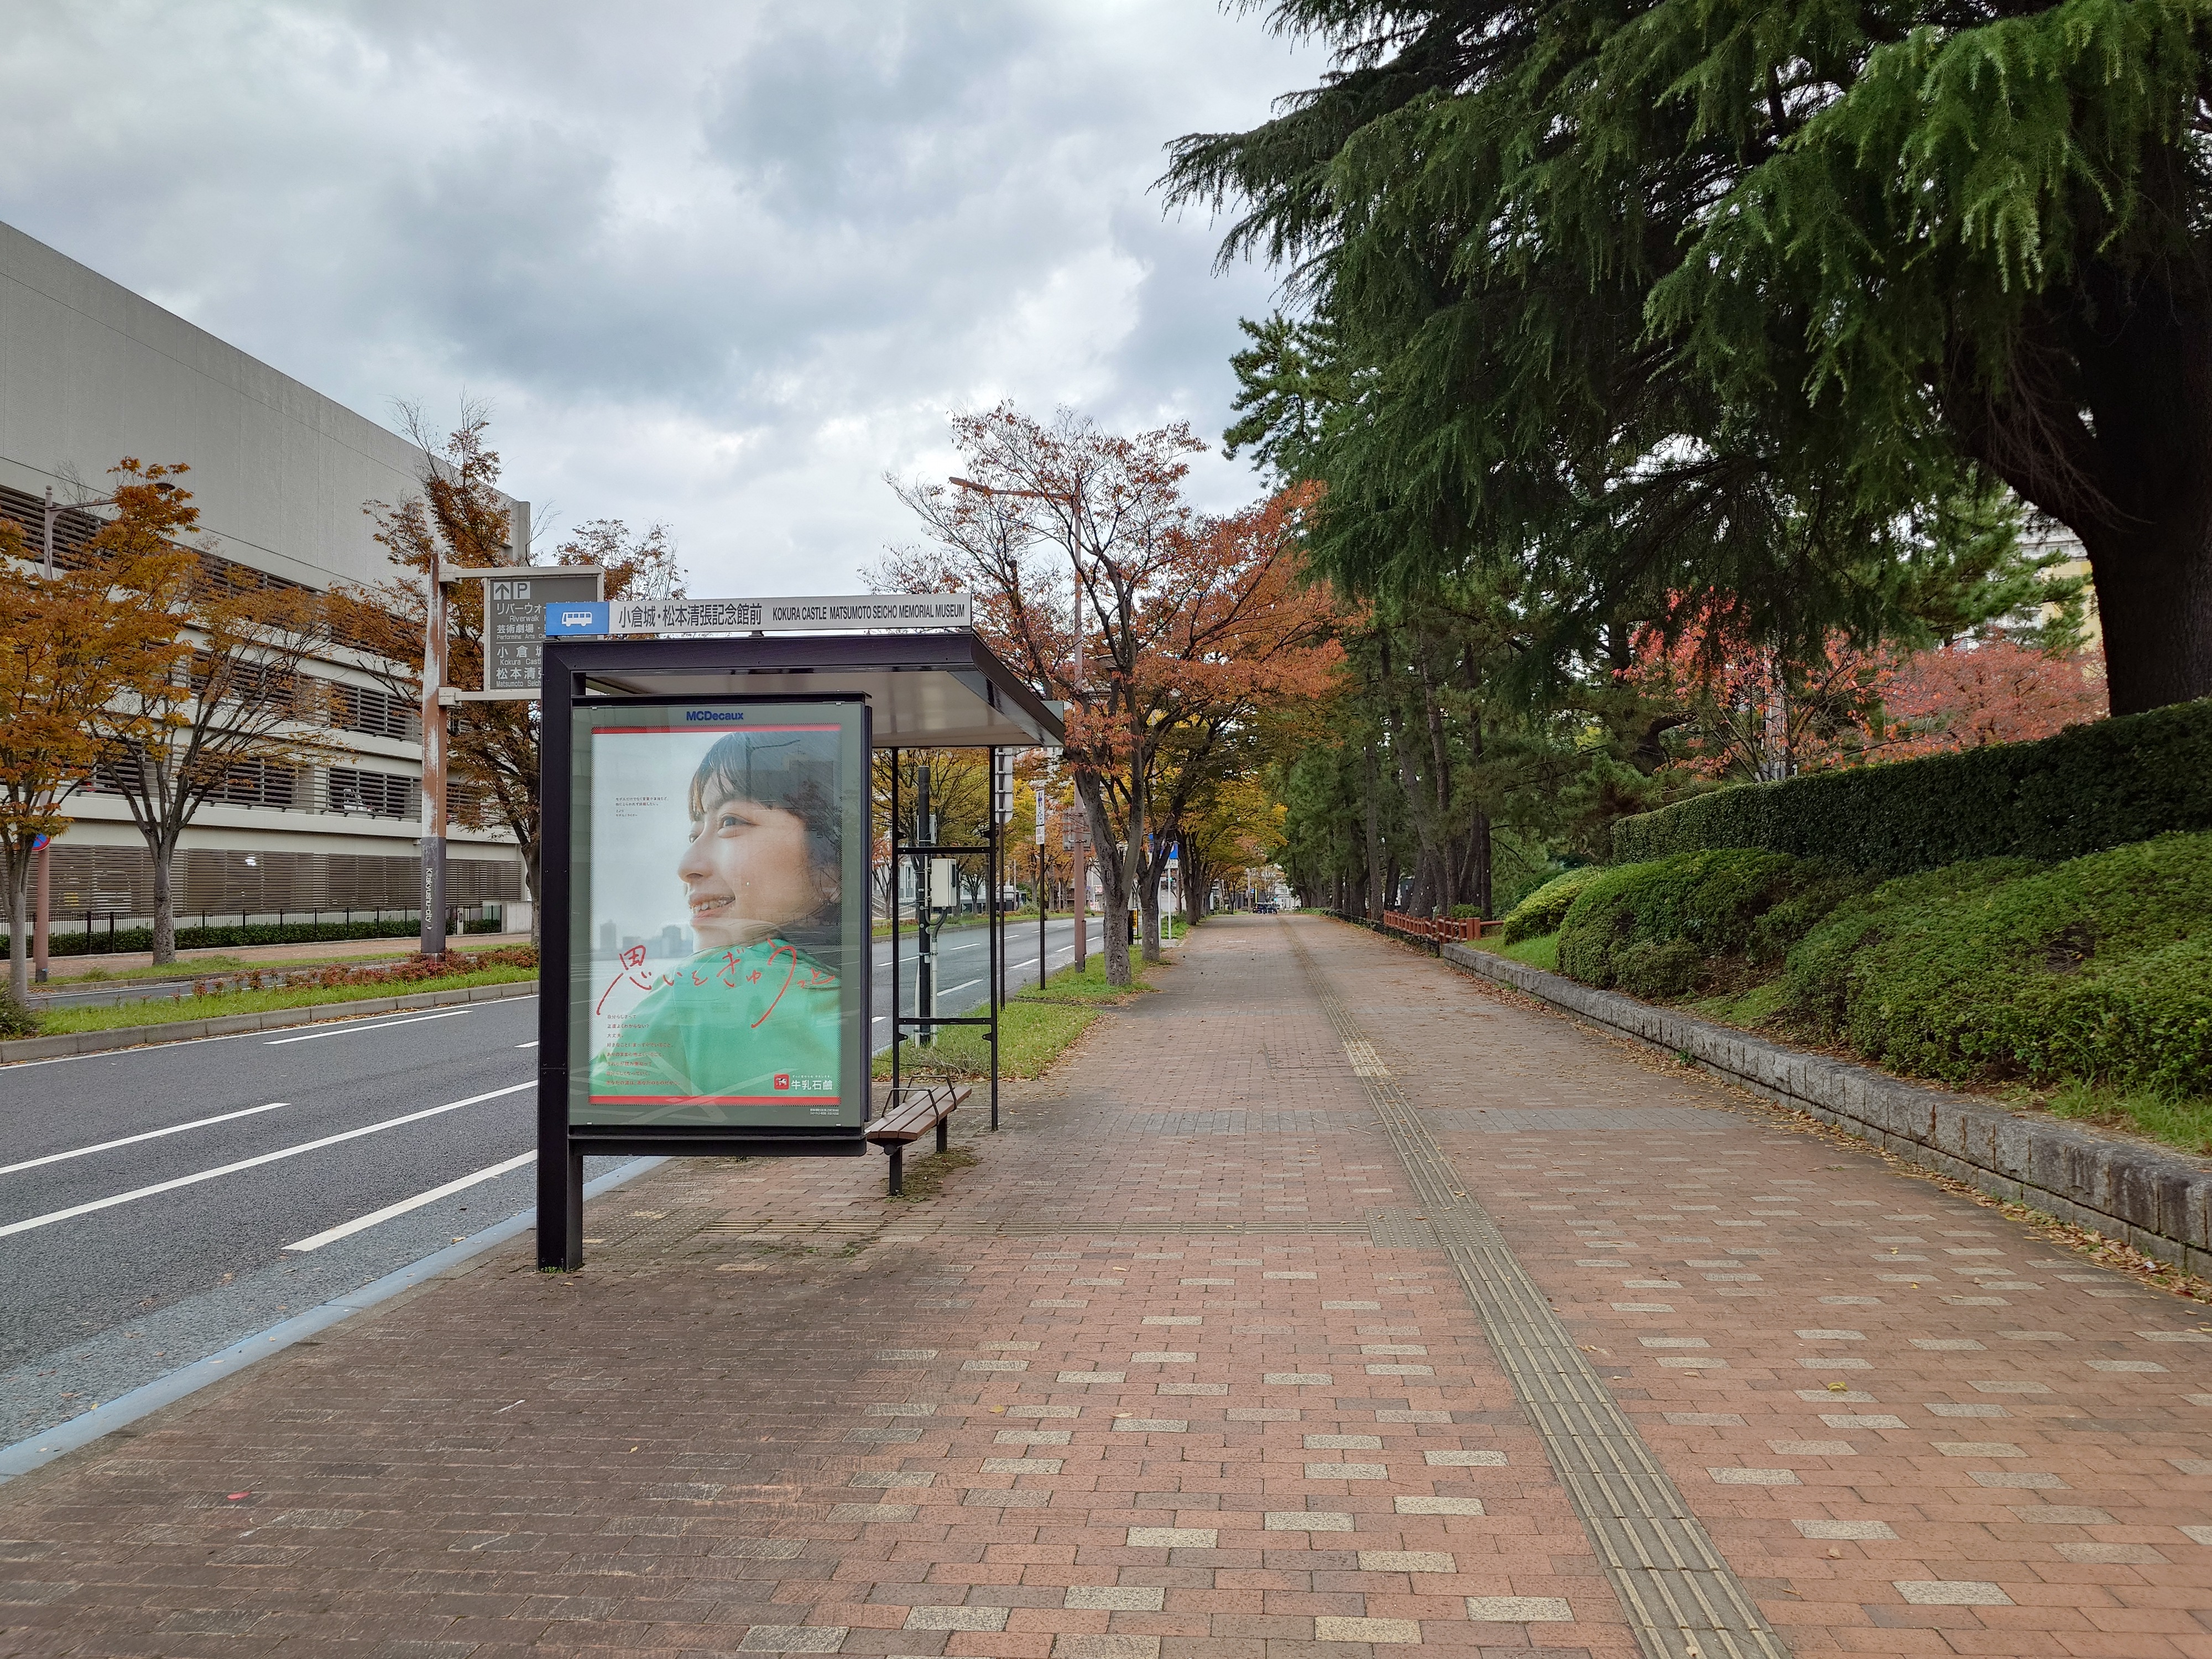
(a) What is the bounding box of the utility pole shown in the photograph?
[419,549,449,957]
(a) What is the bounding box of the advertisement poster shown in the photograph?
[570,700,867,1129]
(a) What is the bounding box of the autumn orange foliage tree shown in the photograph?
[335,408,684,937]
[888,404,1339,979]
[1879,639,2107,759]
[78,462,347,964]
[0,475,197,998]
[1619,592,2110,780]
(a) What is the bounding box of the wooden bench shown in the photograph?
[863,1082,972,1195]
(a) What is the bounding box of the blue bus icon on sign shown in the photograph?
[545,602,609,636]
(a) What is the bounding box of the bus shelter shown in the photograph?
[535,630,1065,1270]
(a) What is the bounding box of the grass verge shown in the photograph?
[1498,934,1559,972]
[38,966,537,1035]
[2030,1081,2212,1158]
[872,1001,1100,1082]
[1013,957,1156,1004]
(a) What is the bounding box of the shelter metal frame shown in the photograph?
[535,630,1061,1270]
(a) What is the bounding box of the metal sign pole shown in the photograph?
[419,549,448,957]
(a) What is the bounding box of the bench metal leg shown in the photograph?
[887,1144,904,1197]
[935,1118,949,1154]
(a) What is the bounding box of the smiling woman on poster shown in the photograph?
[589,729,844,1110]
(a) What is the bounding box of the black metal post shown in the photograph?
[889,751,900,1099]
[536,643,578,1270]
[915,765,933,1048]
[989,805,1000,1131]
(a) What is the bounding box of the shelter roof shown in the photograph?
[546,630,1063,750]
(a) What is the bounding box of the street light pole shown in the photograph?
[950,474,1088,970]
[38,481,173,579]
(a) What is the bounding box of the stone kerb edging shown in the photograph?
[1439,941,2212,1279]
[0,979,537,1066]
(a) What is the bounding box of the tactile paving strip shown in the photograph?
[1286,924,1791,1659]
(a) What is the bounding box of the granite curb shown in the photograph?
[0,978,537,1065]
[1439,938,2212,1279]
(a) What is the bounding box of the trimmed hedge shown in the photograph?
[1,917,428,960]
[1609,697,2212,874]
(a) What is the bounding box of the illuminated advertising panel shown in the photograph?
[567,699,868,1130]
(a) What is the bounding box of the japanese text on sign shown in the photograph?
[604,594,973,633]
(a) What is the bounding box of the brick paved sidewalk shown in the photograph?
[0,916,2205,1658]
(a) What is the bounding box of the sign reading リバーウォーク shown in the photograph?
[474,570,604,692]
[544,593,973,636]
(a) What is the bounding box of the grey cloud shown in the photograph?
[0,1,1320,590]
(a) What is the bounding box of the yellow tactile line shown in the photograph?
[1285,921,1792,1659]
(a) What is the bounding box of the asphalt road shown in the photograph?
[0,919,1094,1445]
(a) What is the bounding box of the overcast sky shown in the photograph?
[0,1,1317,593]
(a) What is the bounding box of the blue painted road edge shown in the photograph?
[0,1156,666,1483]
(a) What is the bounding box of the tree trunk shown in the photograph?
[6,847,29,1005]
[1966,264,2212,716]
[2084,522,2212,716]
[150,836,176,966]
[1362,743,1383,922]
[522,834,544,951]
[1471,810,1493,920]
[1077,776,1131,986]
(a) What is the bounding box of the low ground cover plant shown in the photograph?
[1518,836,2212,1152]
[31,947,539,1036]
[1500,866,1607,943]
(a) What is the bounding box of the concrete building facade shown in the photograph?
[0,219,527,936]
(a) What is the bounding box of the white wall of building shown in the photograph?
[0,218,526,590]
[0,218,531,925]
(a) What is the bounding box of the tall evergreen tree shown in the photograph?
[1166,0,2212,713]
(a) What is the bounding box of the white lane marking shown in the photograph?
[284,1150,536,1252]
[0,1102,290,1180]
[515,1041,539,1048]
[265,1008,476,1045]
[945,978,982,994]
[0,1082,534,1241]
[0,998,538,1071]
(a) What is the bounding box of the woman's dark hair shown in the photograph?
[688,732,842,947]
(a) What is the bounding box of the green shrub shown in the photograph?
[1783,833,2212,1095]
[1500,866,1605,943]
[1610,697,2212,873]
[0,917,430,960]
[0,989,39,1039]
[1613,937,1703,1000]
[1555,849,1859,990]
